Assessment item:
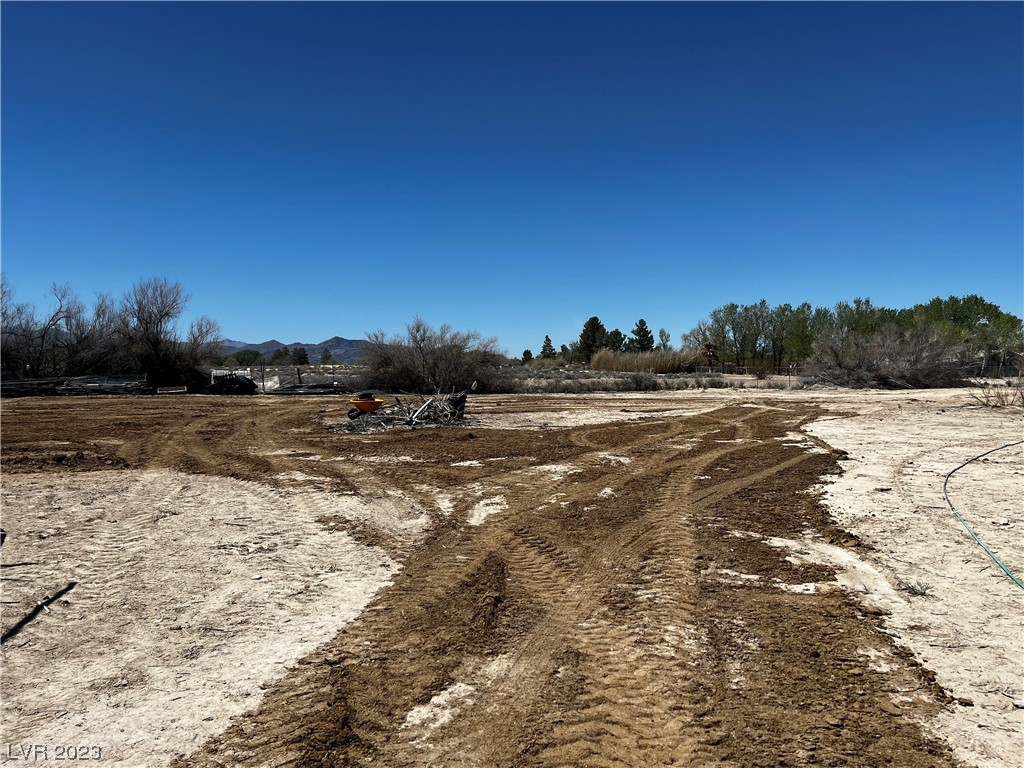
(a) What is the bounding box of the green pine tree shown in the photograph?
[629,319,655,352]
[540,335,557,359]
[578,316,608,359]
[606,329,626,352]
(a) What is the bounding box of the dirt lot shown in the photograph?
[2,390,1021,767]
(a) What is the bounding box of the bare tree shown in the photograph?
[1,276,221,387]
[869,318,967,388]
[813,317,967,388]
[1,276,36,378]
[362,316,504,393]
[117,278,190,383]
[113,278,222,385]
[0,282,77,378]
[119,278,188,344]
[57,291,120,374]
[184,315,222,368]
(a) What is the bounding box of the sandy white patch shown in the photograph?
[451,460,484,467]
[597,452,632,464]
[860,647,896,674]
[400,654,511,741]
[275,470,327,483]
[403,682,476,731]
[774,582,822,594]
[412,484,455,516]
[765,535,906,614]
[529,464,582,482]
[806,394,1024,768]
[467,497,508,526]
[776,432,830,454]
[471,392,721,429]
[358,455,425,464]
[0,470,396,767]
[714,568,762,583]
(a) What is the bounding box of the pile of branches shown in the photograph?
[335,391,469,433]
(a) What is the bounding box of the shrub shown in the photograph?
[360,316,506,393]
[627,371,659,391]
[811,318,968,388]
[970,376,1024,407]
[525,357,565,370]
[901,580,934,597]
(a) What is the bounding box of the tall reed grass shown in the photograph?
[590,348,701,374]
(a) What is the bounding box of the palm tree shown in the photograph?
[700,342,719,369]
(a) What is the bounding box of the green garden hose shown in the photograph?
[942,440,1024,590]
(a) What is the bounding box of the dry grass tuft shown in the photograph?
[970,378,1024,408]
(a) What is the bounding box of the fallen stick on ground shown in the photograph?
[1,581,78,645]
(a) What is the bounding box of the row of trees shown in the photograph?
[531,295,1021,385]
[681,296,1021,374]
[5,278,1019,394]
[1,278,222,387]
[525,318,672,364]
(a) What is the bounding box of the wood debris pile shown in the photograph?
[333,391,469,433]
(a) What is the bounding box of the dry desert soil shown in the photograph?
[1,389,1021,767]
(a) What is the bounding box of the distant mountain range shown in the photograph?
[219,336,368,364]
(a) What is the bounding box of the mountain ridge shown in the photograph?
[220,336,367,363]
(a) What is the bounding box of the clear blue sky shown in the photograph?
[3,2,1022,355]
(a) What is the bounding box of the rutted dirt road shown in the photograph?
[2,393,1018,767]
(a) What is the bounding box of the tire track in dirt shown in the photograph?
[178,405,901,768]
[348,414,747,767]
[371,415,732,766]
[683,410,959,768]
[520,468,703,767]
[2,397,962,767]
[518,412,829,768]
